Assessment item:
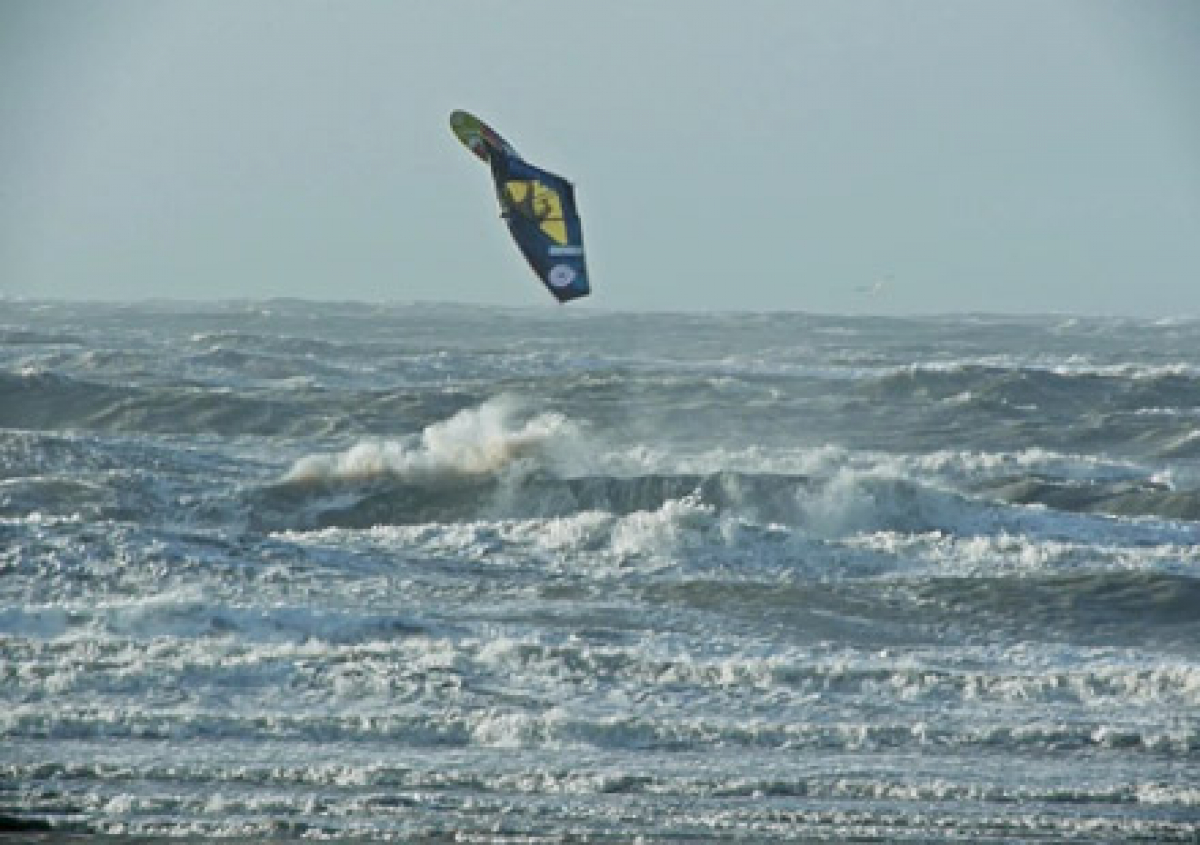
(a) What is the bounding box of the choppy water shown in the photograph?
[3,299,1198,842]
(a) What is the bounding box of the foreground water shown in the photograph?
[2,300,1198,842]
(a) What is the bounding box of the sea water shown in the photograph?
[2,300,1198,842]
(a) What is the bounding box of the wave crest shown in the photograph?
[282,396,586,485]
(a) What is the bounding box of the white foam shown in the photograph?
[283,395,590,485]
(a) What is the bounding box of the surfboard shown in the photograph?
[450,109,517,163]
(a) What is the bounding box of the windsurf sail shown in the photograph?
[450,110,590,303]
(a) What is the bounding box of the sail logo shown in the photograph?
[548,264,577,288]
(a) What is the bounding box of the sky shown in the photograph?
[1,0,1198,315]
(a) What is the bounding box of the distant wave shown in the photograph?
[867,362,1200,413]
[0,367,363,437]
[0,328,83,346]
[982,475,1200,521]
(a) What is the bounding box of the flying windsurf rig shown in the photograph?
[450,110,590,303]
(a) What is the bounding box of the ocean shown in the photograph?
[2,299,1198,842]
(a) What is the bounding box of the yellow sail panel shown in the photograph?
[503,180,568,245]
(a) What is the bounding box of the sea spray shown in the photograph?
[283,395,590,485]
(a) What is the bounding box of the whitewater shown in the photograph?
[2,300,1198,842]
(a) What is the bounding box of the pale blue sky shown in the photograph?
[2,0,1198,314]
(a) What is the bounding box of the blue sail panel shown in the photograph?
[489,151,589,303]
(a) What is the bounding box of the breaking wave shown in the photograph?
[282,395,588,485]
